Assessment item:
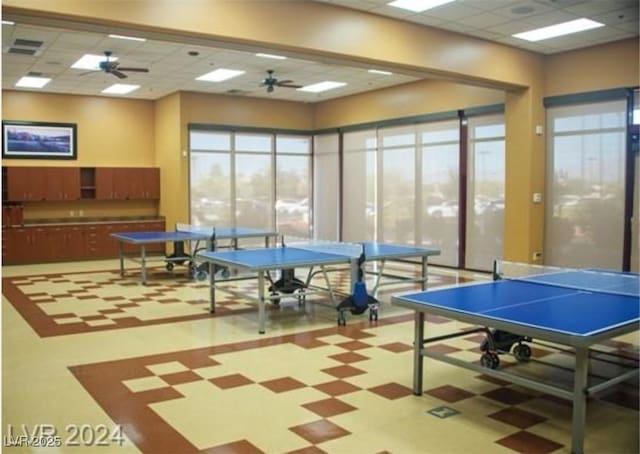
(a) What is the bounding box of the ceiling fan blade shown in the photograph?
[118,67,149,73]
[276,80,294,85]
[278,83,303,88]
[110,69,128,79]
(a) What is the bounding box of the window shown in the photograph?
[276,135,312,238]
[545,100,627,269]
[465,115,505,271]
[313,134,339,241]
[189,129,312,238]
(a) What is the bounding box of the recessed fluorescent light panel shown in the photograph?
[71,54,116,70]
[298,81,346,93]
[102,84,140,95]
[109,34,146,42]
[388,0,455,12]
[256,53,286,60]
[368,69,393,75]
[15,76,51,88]
[513,18,604,42]
[2,20,15,25]
[196,69,245,82]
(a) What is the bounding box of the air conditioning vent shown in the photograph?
[226,89,249,95]
[27,71,43,77]
[13,38,43,48]
[8,47,37,55]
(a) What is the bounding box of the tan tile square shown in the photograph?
[123,375,170,393]
[147,361,190,375]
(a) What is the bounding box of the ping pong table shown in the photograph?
[197,241,440,334]
[111,226,279,285]
[391,265,639,454]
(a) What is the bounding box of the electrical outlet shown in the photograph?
[79,210,84,217]
[532,252,542,260]
[70,211,75,217]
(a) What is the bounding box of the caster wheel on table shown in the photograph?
[513,344,532,362]
[481,352,500,369]
[166,262,174,272]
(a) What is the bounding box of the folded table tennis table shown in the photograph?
[197,241,440,334]
[111,226,279,285]
[392,266,639,454]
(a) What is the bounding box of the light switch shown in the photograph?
[533,193,543,203]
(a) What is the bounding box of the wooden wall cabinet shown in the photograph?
[6,167,80,202]
[3,166,159,202]
[95,167,160,200]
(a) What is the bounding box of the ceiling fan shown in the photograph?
[84,50,149,79]
[260,70,302,93]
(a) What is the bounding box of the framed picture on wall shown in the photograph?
[2,120,77,160]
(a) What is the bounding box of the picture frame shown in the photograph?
[2,120,77,160]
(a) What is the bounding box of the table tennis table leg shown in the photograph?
[571,347,589,454]
[412,311,425,395]
[208,262,216,314]
[118,242,125,276]
[258,271,266,334]
[421,256,428,291]
[140,245,147,285]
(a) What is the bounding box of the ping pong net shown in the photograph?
[283,236,365,258]
[494,260,639,298]
[176,223,215,235]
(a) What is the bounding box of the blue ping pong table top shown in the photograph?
[395,270,639,337]
[111,228,278,244]
[197,241,440,270]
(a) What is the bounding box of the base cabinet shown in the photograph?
[2,220,166,265]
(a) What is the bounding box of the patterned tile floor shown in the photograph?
[2,258,638,453]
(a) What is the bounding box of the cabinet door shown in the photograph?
[95,168,115,200]
[66,226,87,260]
[143,168,160,199]
[9,227,44,263]
[126,168,146,199]
[6,167,46,201]
[45,168,80,201]
[112,169,131,200]
[46,226,67,259]
[61,168,81,200]
[2,229,13,263]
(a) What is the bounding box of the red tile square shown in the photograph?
[328,352,369,363]
[285,446,327,454]
[289,419,350,444]
[495,430,563,453]
[313,380,361,396]
[302,397,357,417]
[321,365,366,379]
[368,382,413,400]
[210,374,254,389]
[335,340,371,351]
[161,371,203,386]
[378,342,413,353]
[489,407,547,429]
[425,385,475,403]
[260,377,306,393]
[202,439,264,454]
[425,344,462,355]
[483,387,535,406]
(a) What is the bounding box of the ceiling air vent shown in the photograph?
[226,89,249,96]
[13,38,44,48]
[8,47,37,55]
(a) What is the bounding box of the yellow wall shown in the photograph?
[154,92,183,230]
[1,91,155,167]
[314,79,504,129]
[180,91,315,131]
[2,91,158,220]
[544,39,639,96]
